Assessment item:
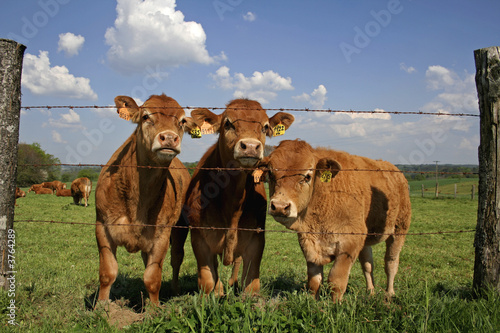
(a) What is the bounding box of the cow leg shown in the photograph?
[327,252,356,302]
[359,246,375,294]
[384,234,406,297]
[306,262,323,299]
[96,224,118,302]
[191,232,222,295]
[241,232,264,294]
[143,242,170,305]
[170,226,189,295]
[229,256,242,289]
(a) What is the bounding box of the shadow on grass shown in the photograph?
[85,273,199,312]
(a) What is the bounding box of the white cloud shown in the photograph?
[210,66,293,104]
[400,62,416,74]
[52,130,67,143]
[105,0,221,73]
[243,12,256,22]
[22,51,98,100]
[58,32,85,57]
[45,109,83,130]
[293,85,328,109]
[423,66,478,114]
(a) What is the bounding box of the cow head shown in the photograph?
[258,140,341,229]
[115,94,197,164]
[191,99,294,168]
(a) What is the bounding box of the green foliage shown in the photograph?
[16,142,61,186]
[6,192,499,331]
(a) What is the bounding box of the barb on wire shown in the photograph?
[20,105,480,117]
[14,219,475,237]
[17,163,479,176]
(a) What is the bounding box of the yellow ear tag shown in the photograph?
[201,121,215,135]
[252,169,264,183]
[190,126,202,139]
[118,107,131,121]
[320,171,332,183]
[273,123,286,137]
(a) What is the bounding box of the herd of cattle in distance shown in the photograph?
[16,177,93,207]
[22,93,412,306]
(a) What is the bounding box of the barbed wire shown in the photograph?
[20,105,480,117]
[17,163,479,176]
[13,219,475,237]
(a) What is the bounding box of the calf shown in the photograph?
[71,177,92,207]
[184,99,294,295]
[27,184,43,193]
[15,187,25,206]
[258,140,411,302]
[34,187,53,195]
[56,188,72,197]
[42,180,66,192]
[95,94,196,305]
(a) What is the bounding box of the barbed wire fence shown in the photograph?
[1,40,498,293]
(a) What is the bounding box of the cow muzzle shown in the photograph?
[269,198,298,225]
[152,130,181,159]
[234,138,263,167]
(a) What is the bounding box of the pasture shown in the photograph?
[2,183,499,332]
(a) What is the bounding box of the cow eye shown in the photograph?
[301,174,312,184]
[224,119,234,130]
[262,124,269,133]
[179,118,187,128]
[142,114,150,121]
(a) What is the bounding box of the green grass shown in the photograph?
[409,178,478,199]
[1,187,498,332]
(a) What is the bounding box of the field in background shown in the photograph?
[408,178,479,199]
[1,185,499,332]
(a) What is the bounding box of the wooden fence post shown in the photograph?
[472,184,475,200]
[473,46,500,295]
[0,39,25,290]
[454,184,457,199]
[421,184,424,198]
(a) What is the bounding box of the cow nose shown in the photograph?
[158,131,180,148]
[239,139,261,156]
[269,200,291,217]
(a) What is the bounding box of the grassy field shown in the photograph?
[1,184,499,332]
[408,178,479,199]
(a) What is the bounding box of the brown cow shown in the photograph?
[34,187,53,194]
[27,184,43,193]
[258,140,411,302]
[56,188,72,197]
[71,178,92,207]
[15,187,26,206]
[184,99,294,295]
[95,94,196,305]
[42,180,66,192]
[15,187,26,199]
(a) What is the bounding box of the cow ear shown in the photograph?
[191,108,221,134]
[181,117,199,136]
[268,112,295,137]
[115,96,141,123]
[315,158,341,183]
[253,157,270,183]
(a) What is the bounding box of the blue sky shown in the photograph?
[1,0,498,165]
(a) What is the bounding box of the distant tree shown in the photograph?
[17,143,61,186]
[77,168,100,181]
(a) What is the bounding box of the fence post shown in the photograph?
[473,46,500,295]
[454,184,457,199]
[0,39,25,290]
[472,184,475,200]
[421,184,424,198]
